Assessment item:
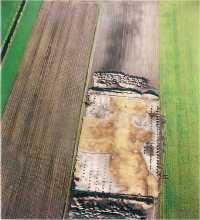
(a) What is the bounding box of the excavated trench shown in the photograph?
[67,72,161,219]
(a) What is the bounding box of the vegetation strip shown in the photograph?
[1,0,42,115]
[159,1,199,219]
[1,0,22,46]
[1,0,26,63]
[63,2,102,219]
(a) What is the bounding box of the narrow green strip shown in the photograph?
[1,0,22,47]
[1,0,42,115]
[63,3,102,219]
[159,1,199,219]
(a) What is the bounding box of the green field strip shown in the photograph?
[1,0,22,47]
[159,1,199,219]
[1,0,27,62]
[1,0,42,115]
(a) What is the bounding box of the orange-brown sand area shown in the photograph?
[79,96,158,197]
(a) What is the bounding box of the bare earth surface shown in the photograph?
[90,1,159,93]
[1,1,98,219]
[2,1,159,219]
[69,74,160,218]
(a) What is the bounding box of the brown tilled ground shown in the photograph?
[89,1,159,93]
[2,1,159,219]
[1,1,99,219]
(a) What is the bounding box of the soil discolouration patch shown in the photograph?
[78,94,158,198]
[70,70,160,218]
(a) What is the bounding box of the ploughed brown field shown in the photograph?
[1,1,159,219]
[1,1,99,219]
[90,1,159,93]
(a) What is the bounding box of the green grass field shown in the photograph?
[1,0,22,46]
[1,0,42,115]
[159,1,199,219]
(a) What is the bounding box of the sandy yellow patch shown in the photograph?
[110,96,152,117]
[78,96,158,197]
